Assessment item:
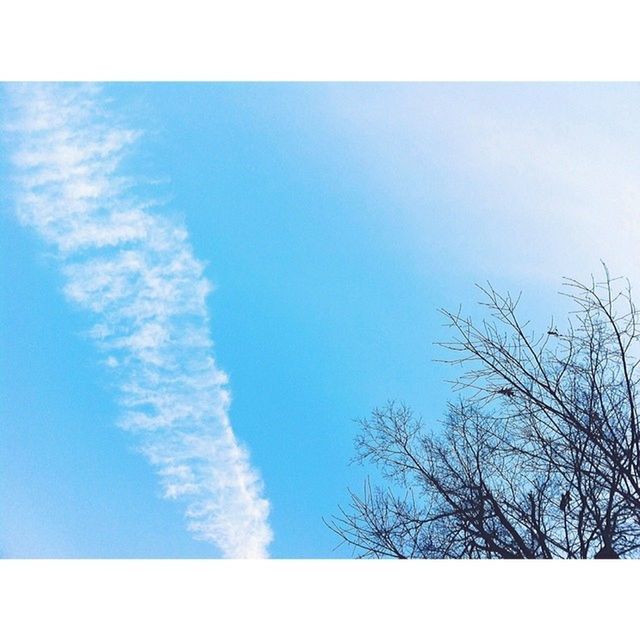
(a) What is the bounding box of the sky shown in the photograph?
[1,83,639,558]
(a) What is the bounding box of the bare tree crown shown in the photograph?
[329,268,640,558]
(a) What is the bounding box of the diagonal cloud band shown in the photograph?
[6,83,273,558]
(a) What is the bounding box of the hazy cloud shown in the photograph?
[325,83,640,287]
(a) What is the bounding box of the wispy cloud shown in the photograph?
[6,83,272,558]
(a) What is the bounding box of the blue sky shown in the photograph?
[1,83,639,558]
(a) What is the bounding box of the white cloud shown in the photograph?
[325,84,640,288]
[7,83,272,558]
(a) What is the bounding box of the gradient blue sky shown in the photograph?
[2,83,639,558]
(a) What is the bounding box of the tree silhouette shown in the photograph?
[329,269,640,558]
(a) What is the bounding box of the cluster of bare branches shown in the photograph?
[329,269,640,558]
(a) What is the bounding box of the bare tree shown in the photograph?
[329,268,640,558]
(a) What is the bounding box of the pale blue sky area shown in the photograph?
[1,83,638,557]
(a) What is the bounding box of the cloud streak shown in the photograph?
[6,83,272,558]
